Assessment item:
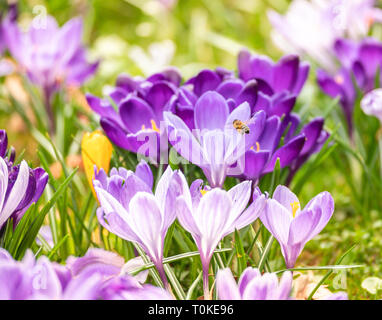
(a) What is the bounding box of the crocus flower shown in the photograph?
[216,267,292,300]
[0,248,171,300]
[360,88,382,123]
[4,15,98,132]
[318,38,382,134]
[176,179,266,299]
[169,68,259,129]
[237,114,306,182]
[94,162,182,289]
[260,185,334,268]
[238,49,309,98]
[0,130,48,229]
[165,91,266,187]
[0,249,103,300]
[67,248,149,284]
[81,130,113,199]
[268,0,382,70]
[87,69,181,162]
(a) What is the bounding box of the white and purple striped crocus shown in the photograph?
[216,267,292,300]
[94,160,183,290]
[260,185,334,269]
[176,179,266,299]
[0,130,48,230]
[165,91,266,187]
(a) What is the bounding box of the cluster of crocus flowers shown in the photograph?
[317,38,382,135]
[92,159,337,299]
[0,129,48,230]
[0,248,172,300]
[268,0,382,71]
[89,50,328,188]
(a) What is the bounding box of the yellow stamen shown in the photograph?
[151,119,160,133]
[290,201,300,218]
[141,120,160,133]
[200,189,208,196]
[250,142,260,152]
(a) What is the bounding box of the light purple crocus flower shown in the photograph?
[260,185,334,269]
[165,91,266,187]
[360,88,382,123]
[0,130,48,230]
[216,267,292,300]
[268,0,382,70]
[66,248,149,284]
[318,38,382,135]
[87,69,181,162]
[3,15,98,132]
[94,161,182,289]
[0,248,171,300]
[176,179,266,299]
[0,249,103,300]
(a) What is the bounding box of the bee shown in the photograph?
[232,119,250,134]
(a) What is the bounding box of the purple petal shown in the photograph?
[194,92,229,131]
[119,97,157,134]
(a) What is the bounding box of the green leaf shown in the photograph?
[234,229,246,276]
[14,168,78,260]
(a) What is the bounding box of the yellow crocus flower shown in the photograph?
[81,130,113,199]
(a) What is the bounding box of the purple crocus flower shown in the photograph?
[165,91,266,187]
[216,267,292,300]
[0,249,103,300]
[260,185,334,269]
[94,161,183,290]
[99,276,173,300]
[268,0,382,70]
[176,179,266,299]
[238,49,309,117]
[87,69,181,162]
[168,68,259,129]
[3,15,98,132]
[0,130,48,230]
[0,248,171,300]
[317,38,382,135]
[277,114,330,183]
[237,114,306,182]
[66,248,149,284]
